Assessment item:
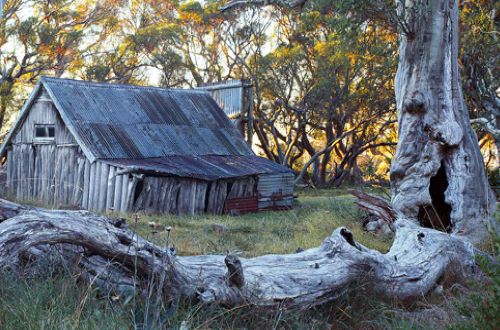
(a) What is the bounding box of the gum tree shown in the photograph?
[222,0,496,241]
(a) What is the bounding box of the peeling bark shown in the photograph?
[0,199,482,308]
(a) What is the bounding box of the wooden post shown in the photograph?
[120,175,129,213]
[114,174,123,213]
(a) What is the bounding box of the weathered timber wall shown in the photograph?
[52,159,259,216]
[6,144,86,207]
[5,90,85,207]
[130,175,256,215]
[82,161,129,213]
[12,88,75,145]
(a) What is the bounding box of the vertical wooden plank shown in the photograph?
[161,178,174,214]
[158,179,168,213]
[82,160,91,209]
[73,155,85,206]
[27,145,34,199]
[98,163,109,212]
[170,179,181,215]
[16,145,22,201]
[92,162,101,211]
[195,181,208,214]
[113,174,123,212]
[120,174,129,213]
[189,180,197,216]
[39,146,47,203]
[6,150,12,196]
[8,149,16,196]
[106,166,116,212]
[49,144,56,205]
[53,147,62,206]
[151,177,161,212]
[69,148,77,205]
[177,180,187,215]
[32,146,39,199]
[88,162,96,211]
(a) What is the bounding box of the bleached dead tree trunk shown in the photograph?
[391,0,496,242]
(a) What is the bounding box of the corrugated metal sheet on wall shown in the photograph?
[257,173,295,210]
[224,196,259,215]
[198,80,247,118]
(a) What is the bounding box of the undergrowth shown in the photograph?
[0,187,498,329]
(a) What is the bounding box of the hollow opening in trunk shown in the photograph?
[417,161,452,232]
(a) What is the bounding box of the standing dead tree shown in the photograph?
[221,0,496,240]
[390,0,496,242]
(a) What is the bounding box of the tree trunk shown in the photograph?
[391,0,496,242]
[0,199,484,308]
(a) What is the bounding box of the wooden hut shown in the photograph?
[0,77,294,215]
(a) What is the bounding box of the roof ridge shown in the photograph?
[40,76,207,94]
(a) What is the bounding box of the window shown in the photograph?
[34,124,55,140]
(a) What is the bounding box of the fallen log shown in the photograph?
[0,199,483,308]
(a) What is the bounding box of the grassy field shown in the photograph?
[0,187,498,329]
[124,186,393,258]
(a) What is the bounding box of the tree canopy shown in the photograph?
[0,0,497,185]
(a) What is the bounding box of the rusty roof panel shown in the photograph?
[102,155,293,181]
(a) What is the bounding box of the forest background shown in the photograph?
[0,0,497,187]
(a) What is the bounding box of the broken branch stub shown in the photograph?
[349,189,396,224]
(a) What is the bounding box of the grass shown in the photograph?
[121,186,393,257]
[1,186,498,329]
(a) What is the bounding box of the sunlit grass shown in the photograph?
[119,187,393,257]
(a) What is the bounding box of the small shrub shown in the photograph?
[448,233,500,330]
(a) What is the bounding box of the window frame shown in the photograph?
[33,124,56,143]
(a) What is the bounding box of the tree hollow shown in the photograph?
[418,162,452,231]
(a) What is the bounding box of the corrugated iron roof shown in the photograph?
[102,155,292,181]
[0,77,294,181]
[40,77,254,160]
